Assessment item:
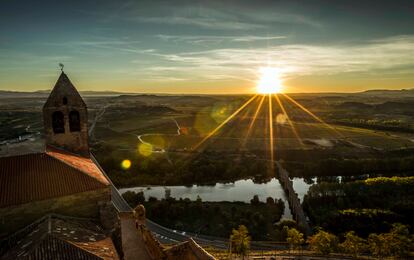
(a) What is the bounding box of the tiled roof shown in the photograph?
[0,214,119,260]
[0,150,109,208]
[17,235,103,260]
[46,147,109,185]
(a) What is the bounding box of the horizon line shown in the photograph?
[1,87,413,96]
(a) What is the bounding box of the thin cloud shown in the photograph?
[136,16,263,30]
[123,3,322,30]
[39,39,156,56]
[156,34,286,45]
[132,35,414,82]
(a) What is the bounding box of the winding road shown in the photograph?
[136,118,181,153]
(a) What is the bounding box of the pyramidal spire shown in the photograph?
[44,72,86,108]
[42,71,89,157]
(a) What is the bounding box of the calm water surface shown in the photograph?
[119,178,312,219]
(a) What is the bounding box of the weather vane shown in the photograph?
[59,63,64,72]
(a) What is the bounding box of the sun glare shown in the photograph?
[256,67,283,94]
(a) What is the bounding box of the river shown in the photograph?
[128,118,315,219]
[119,177,313,220]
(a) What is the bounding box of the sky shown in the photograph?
[1,0,414,94]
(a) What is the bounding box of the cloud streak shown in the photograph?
[131,35,414,83]
[108,2,323,31]
[156,34,286,45]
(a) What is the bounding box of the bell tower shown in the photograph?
[43,71,89,157]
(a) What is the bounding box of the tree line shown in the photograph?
[122,191,285,240]
[303,176,414,236]
[230,224,413,259]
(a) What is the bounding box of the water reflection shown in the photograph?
[119,177,313,220]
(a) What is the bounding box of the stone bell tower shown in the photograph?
[43,71,89,157]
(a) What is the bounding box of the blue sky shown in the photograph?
[1,0,414,93]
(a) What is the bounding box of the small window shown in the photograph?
[52,111,65,133]
[63,97,68,105]
[69,110,81,132]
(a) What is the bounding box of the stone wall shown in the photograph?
[42,72,90,157]
[100,200,118,231]
[0,187,110,236]
[139,223,166,259]
[43,104,89,157]
[164,239,216,260]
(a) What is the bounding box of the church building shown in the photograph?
[0,71,216,260]
[0,72,112,236]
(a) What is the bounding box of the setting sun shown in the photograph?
[256,67,284,94]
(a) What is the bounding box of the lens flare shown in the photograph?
[276,113,287,125]
[138,143,153,156]
[257,67,283,94]
[193,95,257,149]
[121,159,131,170]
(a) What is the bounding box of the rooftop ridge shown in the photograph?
[45,146,109,186]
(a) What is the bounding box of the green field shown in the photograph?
[2,93,414,183]
[98,110,414,153]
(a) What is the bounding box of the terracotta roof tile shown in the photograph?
[21,235,103,260]
[46,147,109,185]
[0,151,109,208]
[1,215,119,260]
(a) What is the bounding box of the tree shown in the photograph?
[122,191,145,207]
[388,223,412,257]
[281,225,289,242]
[266,197,275,205]
[230,225,251,259]
[286,227,304,251]
[250,195,260,205]
[368,233,391,259]
[340,231,366,258]
[275,220,297,241]
[368,223,412,258]
[308,230,338,255]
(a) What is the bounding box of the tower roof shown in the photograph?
[43,72,86,109]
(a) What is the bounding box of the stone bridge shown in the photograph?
[276,162,312,236]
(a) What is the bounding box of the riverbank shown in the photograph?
[118,177,315,220]
[122,191,287,241]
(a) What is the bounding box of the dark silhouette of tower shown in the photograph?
[43,72,89,157]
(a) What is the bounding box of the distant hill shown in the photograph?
[336,101,372,110]
[1,88,413,98]
[0,90,133,98]
[357,88,414,97]
[336,100,414,114]
[114,94,219,106]
[0,90,48,98]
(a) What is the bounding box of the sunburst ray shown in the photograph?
[268,94,275,168]
[274,94,303,146]
[281,93,343,137]
[193,95,257,150]
[242,95,266,147]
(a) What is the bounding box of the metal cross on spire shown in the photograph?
[59,63,64,72]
